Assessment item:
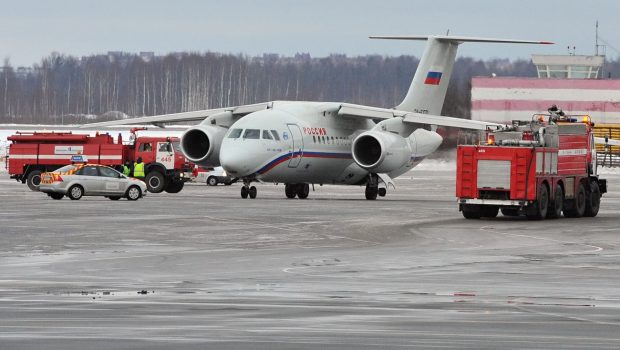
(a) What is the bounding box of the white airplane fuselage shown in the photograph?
[219,101,443,185]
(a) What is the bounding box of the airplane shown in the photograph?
[85,35,552,200]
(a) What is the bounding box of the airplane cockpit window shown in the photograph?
[228,128,243,139]
[270,130,280,141]
[262,130,273,140]
[243,129,260,139]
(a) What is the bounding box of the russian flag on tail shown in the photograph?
[424,71,442,85]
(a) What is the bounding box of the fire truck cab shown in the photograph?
[456,113,606,220]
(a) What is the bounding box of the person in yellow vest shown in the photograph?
[122,160,132,177]
[133,157,145,180]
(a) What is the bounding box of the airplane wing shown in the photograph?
[336,103,502,131]
[81,102,272,128]
[595,137,620,147]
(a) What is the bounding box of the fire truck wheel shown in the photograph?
[165,181,184,193]
[68,185,83,200]
[27,170,42,191]
[285,184,297,198]
[297,184,309,199]
[584,181,601,217]
[565,183,586,218]
[49,193,64,200]
[547,184,563,219]
[461,204,481,219]
[526,184,548,220]
[126,186,142,201]
[207,176,218,186]
[145,171,166,193]
[480,206,499,218]
[501,208,519,217]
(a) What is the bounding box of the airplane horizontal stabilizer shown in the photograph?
[369,35,553,45]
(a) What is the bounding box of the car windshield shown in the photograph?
[54,164,79,173]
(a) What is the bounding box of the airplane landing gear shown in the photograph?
[241,180,257,199]
[285,183,309,199]
[365,174,379,200]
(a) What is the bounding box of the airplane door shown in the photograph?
[286,124,304,168]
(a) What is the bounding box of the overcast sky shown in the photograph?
[1,0,618,66]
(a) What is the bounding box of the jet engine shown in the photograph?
[352,131,412,173]
[180,124,227,167]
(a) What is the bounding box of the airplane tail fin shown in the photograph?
[370,35,552,115]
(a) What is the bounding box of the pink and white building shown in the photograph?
[471,55,620,124]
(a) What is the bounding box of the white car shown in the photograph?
[194,166,236,186]
[39,164,147,200]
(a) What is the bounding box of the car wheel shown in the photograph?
[145,171,166,193]
[68,185,83,200]
[207,176,218,186]
[126,186,142,201]
[50,193,64,200]
[27,170,42,191]
[108,196,121,201]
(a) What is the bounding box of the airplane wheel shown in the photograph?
[297,184,309,199]
[378,188,386,197]
[241,186,249,199]
[249,186,257,199]
[365,186,378,200]
[285,184,297,199]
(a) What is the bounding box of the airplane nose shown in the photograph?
[220,146,253,177]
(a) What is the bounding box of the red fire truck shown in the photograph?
[456,114,606,220]
[7,128,193,193]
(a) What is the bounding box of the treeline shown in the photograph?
[1,52,619,124]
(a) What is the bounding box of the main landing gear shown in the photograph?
[365,173,387,200]
[240,180,257,199]
[285,183,310,199]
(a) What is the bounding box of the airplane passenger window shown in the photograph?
[228,129,243,139]
[262,130,273,140]
[270,130,280,141]
[243,129,260,139]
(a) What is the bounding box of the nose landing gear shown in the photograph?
[241,180,257,199]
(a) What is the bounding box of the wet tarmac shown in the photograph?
[1,163,619,349]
